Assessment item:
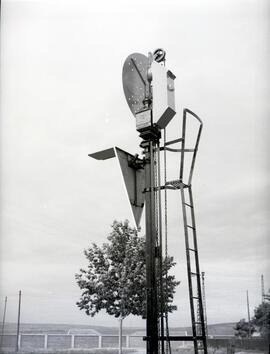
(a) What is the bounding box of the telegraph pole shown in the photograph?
[0,296,7,349]
[16,290,21,352]
[261,274,265,303]
[246,290,251,339]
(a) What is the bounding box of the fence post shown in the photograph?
[98,335,102,348]
[17,334,21,350]
[227,341,235,354]
[71,335,75,348]
[126,335,130,348]
[44,334,48,349]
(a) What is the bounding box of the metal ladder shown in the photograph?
[180,109,207,354]
[180,184,207,353]
[162,109,207,354]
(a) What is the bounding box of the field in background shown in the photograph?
[1,322,237,336]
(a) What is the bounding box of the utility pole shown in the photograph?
[0,296,7,349]
[261,274,265,303]
[246,290,251,339]
[16,290,21,352]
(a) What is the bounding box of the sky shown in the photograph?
[0,0,269,329]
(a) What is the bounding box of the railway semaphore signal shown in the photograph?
[89,49,208,354]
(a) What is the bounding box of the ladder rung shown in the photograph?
[184,202,193,208]
[166,179,189,189]
[187,225,195,230]
[191,272,198,276]
[164,137,183,146]
[166,179,182,189]
[192,296,199,299]
[188,248,196,252]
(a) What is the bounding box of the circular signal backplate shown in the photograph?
[122,53,149,117]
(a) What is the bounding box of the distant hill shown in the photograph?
[2,323,123,335]
[208,322,236,336]
[2,322,236,336]
[132,323,236,337]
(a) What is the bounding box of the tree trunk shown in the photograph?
[119,317,123,354]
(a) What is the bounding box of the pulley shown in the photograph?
[153,48,166,63]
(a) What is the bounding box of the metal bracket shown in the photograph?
[128,154,145,170]
[139,125,161,141]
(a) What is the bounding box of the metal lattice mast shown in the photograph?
[201,272,208,338]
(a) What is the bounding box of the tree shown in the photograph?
[75,220,180,353]
[252,291,270,338]
[234,318,255,338]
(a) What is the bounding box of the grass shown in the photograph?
[2,322,237,336]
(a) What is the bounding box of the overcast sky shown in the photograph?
[0,0,269,329]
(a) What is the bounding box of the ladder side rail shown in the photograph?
[183,109,203,186]
[188,187,208,354]
[188,124,203,186]
[180,185,198,353]
[179,109,203,185]
[179,110,187,182]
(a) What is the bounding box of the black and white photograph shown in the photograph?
[0,1,269,353]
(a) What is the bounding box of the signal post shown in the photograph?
[142,139,159,354]
[89,49,207,354]
[128,49,175,354]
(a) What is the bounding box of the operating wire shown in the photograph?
[153,142,162,354]
[163,128,171,354]
[157,141,165,354]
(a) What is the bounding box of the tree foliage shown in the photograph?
[75,220,179,320]
[252,291,270,338]
[234,318,255,338]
